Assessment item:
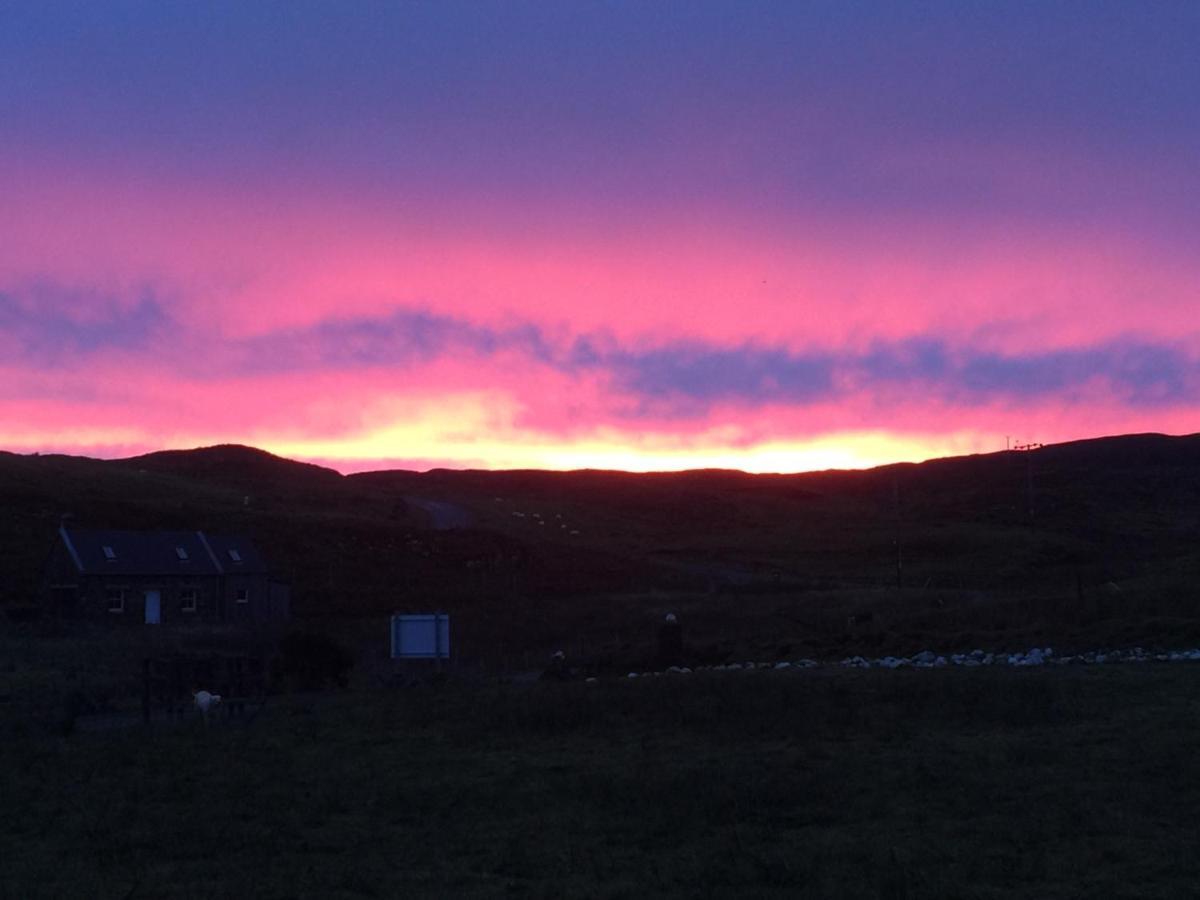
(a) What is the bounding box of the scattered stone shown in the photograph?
[606,643,1200,685]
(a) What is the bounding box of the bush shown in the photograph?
[278,631,354,691]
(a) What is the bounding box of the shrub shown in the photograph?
[278,631,354,691]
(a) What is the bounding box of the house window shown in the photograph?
[180,589,198,612]
[103,546,117,561]
[235,588,250,604]
[175,547,190,561]
[106,588,125,613]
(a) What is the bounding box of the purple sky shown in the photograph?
[2,1,1198,470]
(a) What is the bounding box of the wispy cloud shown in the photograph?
[0,285,168,363]
[235,308,1200,412]
[234,310,556,372]
[9,287,1192,415]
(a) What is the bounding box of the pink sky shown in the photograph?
[2,4,1197,471]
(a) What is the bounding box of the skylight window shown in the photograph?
[175,546,189,560]
[228,549,242,562]
[102,546,116,561]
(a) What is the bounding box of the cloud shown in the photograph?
[3,277,1196,433]
[187,305,1200,412]
[0,285,169,363]
[954,342,1194,404]
[234,309,556,373]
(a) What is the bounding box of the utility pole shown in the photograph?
[893,475,903,590]
[1013,442,1043,520]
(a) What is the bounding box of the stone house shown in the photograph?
[43,527,290,625]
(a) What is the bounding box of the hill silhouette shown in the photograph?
[2,432,1199,665]
[120,444,345,493]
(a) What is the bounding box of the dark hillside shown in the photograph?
[347,433,1200,661]
[351,433,1200,591]
[3,432,1199,664]
[114,444,353,514]
[120,444,344,492]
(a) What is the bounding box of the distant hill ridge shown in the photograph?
[74,431,1200,483]
[118,444,345,488]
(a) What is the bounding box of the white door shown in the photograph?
[144,590,161,625]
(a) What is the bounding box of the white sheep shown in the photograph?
[193,690,222,723]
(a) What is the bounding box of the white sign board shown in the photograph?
[390,613,450,660]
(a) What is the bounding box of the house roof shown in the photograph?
[59,527,269,577]
[202,532,269,575]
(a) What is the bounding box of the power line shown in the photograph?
[1012,442,1043,519]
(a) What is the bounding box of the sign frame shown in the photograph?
[390,613,451,660]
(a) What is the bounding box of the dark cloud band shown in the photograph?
[2,288,1196,412]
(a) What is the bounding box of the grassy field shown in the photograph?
[5,663,1200,899]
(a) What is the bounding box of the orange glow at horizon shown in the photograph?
[0,415,996,475]
[271,429,991,474]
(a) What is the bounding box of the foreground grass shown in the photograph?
[4,665,1200,899]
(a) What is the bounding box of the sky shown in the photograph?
[2,1,1198,472]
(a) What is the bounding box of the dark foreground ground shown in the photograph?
[4,664,1200,899]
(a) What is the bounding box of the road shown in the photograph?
[405,496,473,530]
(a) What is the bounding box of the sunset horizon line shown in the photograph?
[7,428,1194,478]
